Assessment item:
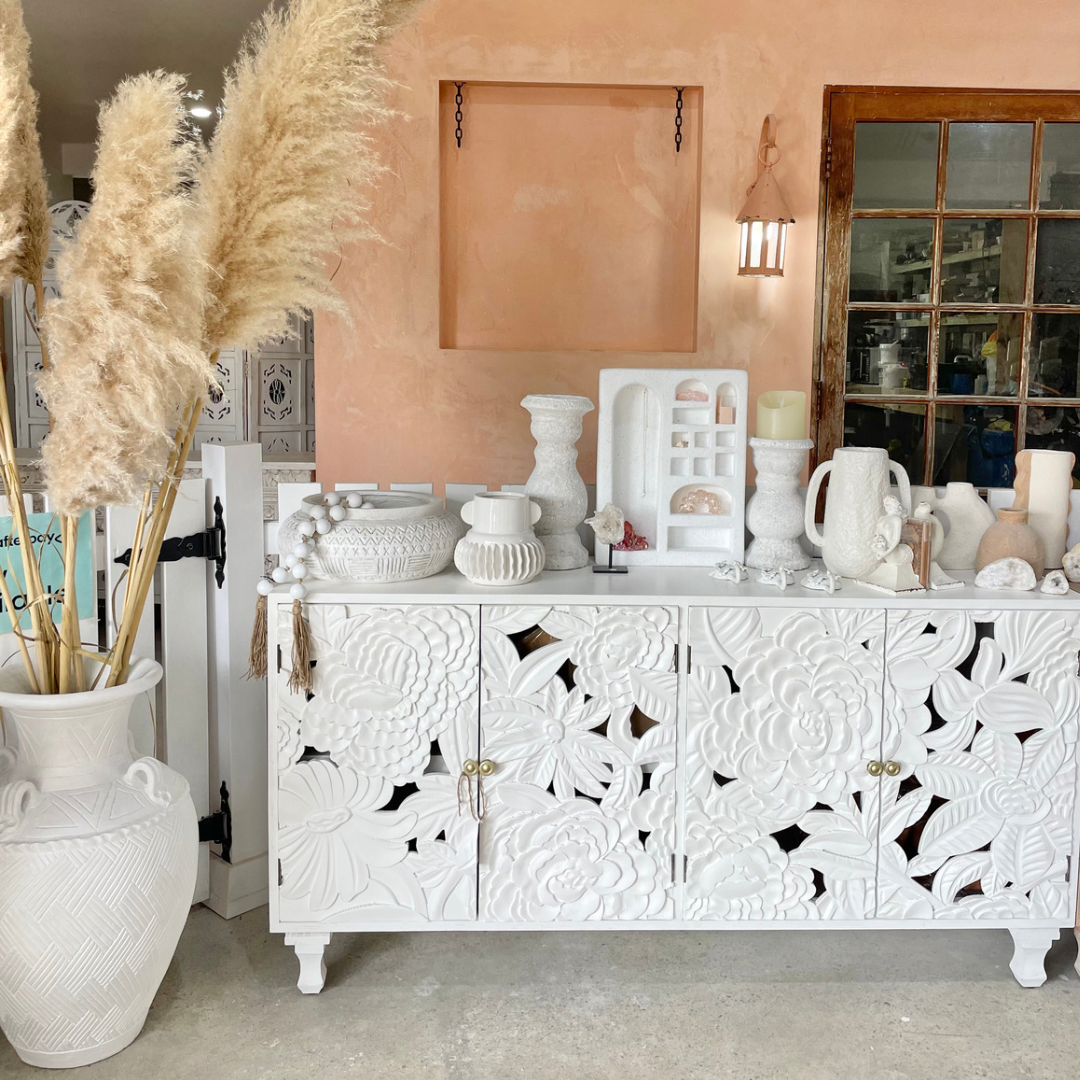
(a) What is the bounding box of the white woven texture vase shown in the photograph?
[0,658,197,1069]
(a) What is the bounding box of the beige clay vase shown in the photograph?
[975,507,1046,578]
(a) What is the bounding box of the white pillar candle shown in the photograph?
[756,390,807,440]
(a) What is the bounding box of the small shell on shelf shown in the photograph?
[710,560,747,584]
[800,568,842,594]
[585,503,626,546]
[757,567,795,590]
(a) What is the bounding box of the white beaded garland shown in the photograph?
[290,583,308,600]
[299,520,317,537]
[261,491,355,605]
[328,504,346,522]
[292,562,309,580]
[345,493,364,508]
[271,566,289,584]
[324,492,342,506]
[293,542,313,559]
[256,577,274,596]
[315,518,332,535]
[310,505,328,521]
[283,553,298,569]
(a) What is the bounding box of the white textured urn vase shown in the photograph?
[522,394,594,570]
[454,492,546,586]
[745,437,814,571]
[0,659,197,1069]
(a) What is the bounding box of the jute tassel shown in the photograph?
[246,593,268,680]
[287,598,312,695]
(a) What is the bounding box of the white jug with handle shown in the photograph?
[804,447,912,579]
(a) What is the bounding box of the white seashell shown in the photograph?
[585,502,626,546]
[298,520,317,537]
[256,577,274,596]
[974,556,1036,591]
[315,518,333,535]
[290,582,308,600]
[328,504,347,522]
[1041,569,1070,595]
[324,492,342,506]
[310,505,328,521]
[345,493,364,508]
[271,566,289,584]
[1063,541,1080,583]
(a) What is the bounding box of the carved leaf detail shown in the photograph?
[627,668,677,727]
[918,796,1000,859]
[932,851,992,905]
[507,640,575,699]
[916,752,993,801]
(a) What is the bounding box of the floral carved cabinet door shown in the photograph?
[877,610,1080,921]
[686,607,889,920]
[477,606,678,922]
[275,604,481,924]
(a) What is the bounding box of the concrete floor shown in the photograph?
[3,909,1080,1079]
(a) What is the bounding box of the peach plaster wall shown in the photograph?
[316,0,1080,492]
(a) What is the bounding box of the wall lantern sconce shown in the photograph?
[737,115,793,277]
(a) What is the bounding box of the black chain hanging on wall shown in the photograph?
[454,82,465,148]
[674,87,685,153]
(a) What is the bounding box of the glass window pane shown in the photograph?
[1030,313,1080,399]
[945,123,1033,210]
[938,312,1022,396]
[844,402,926,482]
[853,122,939,210]
[939,219,1026,304]
[934,405,1017,486]
[849,219,934,302]
[1034,219,1080,304]
[1040,124,1080,209]
[846,311,929,395]
[1026,405,1080,479]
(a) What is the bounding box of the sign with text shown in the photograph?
[0,513,93,633]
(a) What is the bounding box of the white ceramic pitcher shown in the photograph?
[804,447,912,578]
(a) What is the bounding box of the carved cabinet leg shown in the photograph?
[285,933,332,994]
[1008,928,1059,987]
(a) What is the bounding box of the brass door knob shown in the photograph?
[866,760,884,776]
[462,759,479,776]
[884,760,901,776]
[478,759,496,777]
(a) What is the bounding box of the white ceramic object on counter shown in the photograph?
[278,490,463,583]
[745,437,813,571]
[0,659,197,1068]
[522,394,594,570]
[804,447,911,579]
[933,482,996,570]
[454,491,546,586]
[1013,448,1076,570]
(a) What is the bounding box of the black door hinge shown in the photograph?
[823,137,833,181]
[115,496,227,589]
[198,780,233,862]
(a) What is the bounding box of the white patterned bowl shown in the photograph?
[278,491,464,583]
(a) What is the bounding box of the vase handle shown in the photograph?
[529,499,542,525]
[889,460,912,516]
[461,501,474,526]
[804,460,832,548]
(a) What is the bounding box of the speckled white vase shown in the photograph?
[745,437,813,571]
[454,492,546,586]
[522,394,594,570]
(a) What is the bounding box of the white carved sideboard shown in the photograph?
[266,567,1080,992]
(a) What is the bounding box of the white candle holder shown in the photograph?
[745,437,814,572]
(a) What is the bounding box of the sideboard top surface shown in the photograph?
[266,561,1080,610]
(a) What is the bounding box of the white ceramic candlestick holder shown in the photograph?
[745,437,814,572]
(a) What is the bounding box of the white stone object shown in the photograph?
[267,584,1080,992]
[585,502,625,546]
[757,567,794,590]
[745,437,814,571]
[454,491,546,586]
[710,560,748,583]
[974,556,1037,591]
[522,394,594,570]
[933,482,996,570]
[804,447,912,579]
[278,491,463,584]
[594,368,749,566]
[1064,541,1080,582]
[1013,448,1075,569]
[1042,569,1070,595]
[800,567,842,593]
[0,659,197,1068]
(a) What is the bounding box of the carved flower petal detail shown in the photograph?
[278,760,416,912]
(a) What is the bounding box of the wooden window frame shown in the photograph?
[814,86,1080,482]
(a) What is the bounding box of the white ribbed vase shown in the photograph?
[454,492,547,586]
[0,659,197,1069]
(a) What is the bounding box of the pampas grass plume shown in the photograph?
[0,0,49,293]
[198,0,423,351]
[39,72,211,514]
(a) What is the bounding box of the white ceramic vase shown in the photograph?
[278,491,463,583]
[454,492,546,586]
[745,437,813,571]
[0,658,197,1069]
[932,482,997,570]
[804,447,911,579]
[522,394,594,570]
[1013,448,1076,569]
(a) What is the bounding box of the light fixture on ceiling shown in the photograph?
[189,105,214,120]
[737,115,794,277]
